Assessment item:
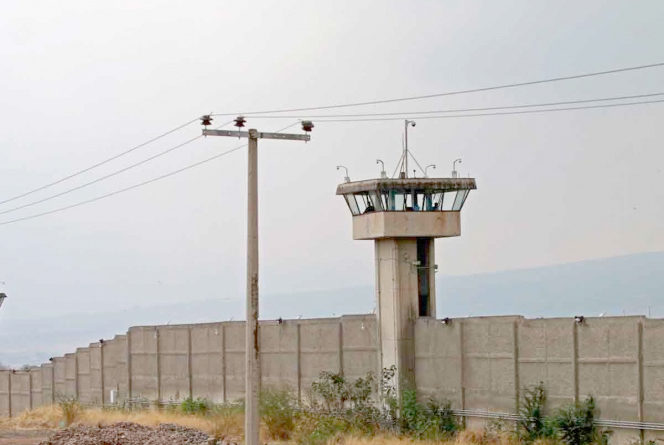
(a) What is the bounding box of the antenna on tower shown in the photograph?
[401,120,416,178]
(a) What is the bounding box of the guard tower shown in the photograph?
[337,175,476,390]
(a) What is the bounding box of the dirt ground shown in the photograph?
[0,429,52,445]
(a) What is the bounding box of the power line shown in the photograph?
[0,117,200,206]
[240,92,664,119]
[210,62,664,116]
[0,122,300,227]
[0,121,234,216]
[306,98,664,122]
[0,136,199,216]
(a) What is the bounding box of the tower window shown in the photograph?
[417,238,431,317]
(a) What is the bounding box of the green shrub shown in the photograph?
[400,389,459,440]
[260,388,297,440]
[553,396,608,445]
[180,396,210,415]
[518,382,555,441]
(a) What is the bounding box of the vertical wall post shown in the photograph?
[572,321,579,403]
[459,321,466,428]
[7,371,12,418]
[338,320,344,375]
[513,321,520,412]
[51,365,55,404]
[28,371,33,411]
[74,354,79,400]
[221,324,227,403]
[187,327,193,399]
[296,323,302,403]
[155,328,161,403]
[100,343,105,405]
[126,332,132,402]
[637,320,645,443]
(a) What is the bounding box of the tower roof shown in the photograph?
[336,177,476,195]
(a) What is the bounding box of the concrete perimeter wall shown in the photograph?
[415,315,664,443]
[2,314,664,443]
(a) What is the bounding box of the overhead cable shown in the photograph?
[306,98,664,122]
[210,62,664,116]
[0,122,300,226]
[0,117,200,206]
[0,136,200,216]
[0,121,235,216]
[239,91,664,119]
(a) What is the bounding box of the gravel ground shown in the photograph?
[38,422,216,445]
[0,429,51,445]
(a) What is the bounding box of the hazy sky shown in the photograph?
[0,1,663,321]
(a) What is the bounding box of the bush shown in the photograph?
[180,397,210,415]
[400,389,459,440]
[518,382,555,442]
[57,396,81,426]
[208,402,244,442]
[260,388,296,440]
[295,370,382,443]
[553,396,608,445]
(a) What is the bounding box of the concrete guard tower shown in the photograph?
[337,176,476,390]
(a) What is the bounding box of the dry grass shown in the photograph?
[329,432,521,445]
[0,406,526,445]
[0,405,244,441]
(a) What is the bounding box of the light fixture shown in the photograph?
[376,159,387,178]
[574,315,585,324]
[452,158,462,178]
[441,317,452,325]
[0,293,6,310]
[336,165,351,183]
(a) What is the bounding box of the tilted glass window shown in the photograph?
[441,191,456,210]
[452,189,470,210]
[344,194,360,215]
[369,191,384,211]
[356,193,369,214]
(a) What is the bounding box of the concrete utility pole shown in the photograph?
[202,118,311,445]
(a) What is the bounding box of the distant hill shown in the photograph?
[1,252,662,367]
[438,251,663,318]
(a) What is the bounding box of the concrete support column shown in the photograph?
[375,238,419,391]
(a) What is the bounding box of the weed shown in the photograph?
[180,397,210,415]
[518,382,555,442]
[208,402,244,442]
[57,396,81,426]
[260,387,296,440]
[553,396,608,445]
[400,389,459,440]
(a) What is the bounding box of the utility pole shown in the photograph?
[202,116,312,445]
